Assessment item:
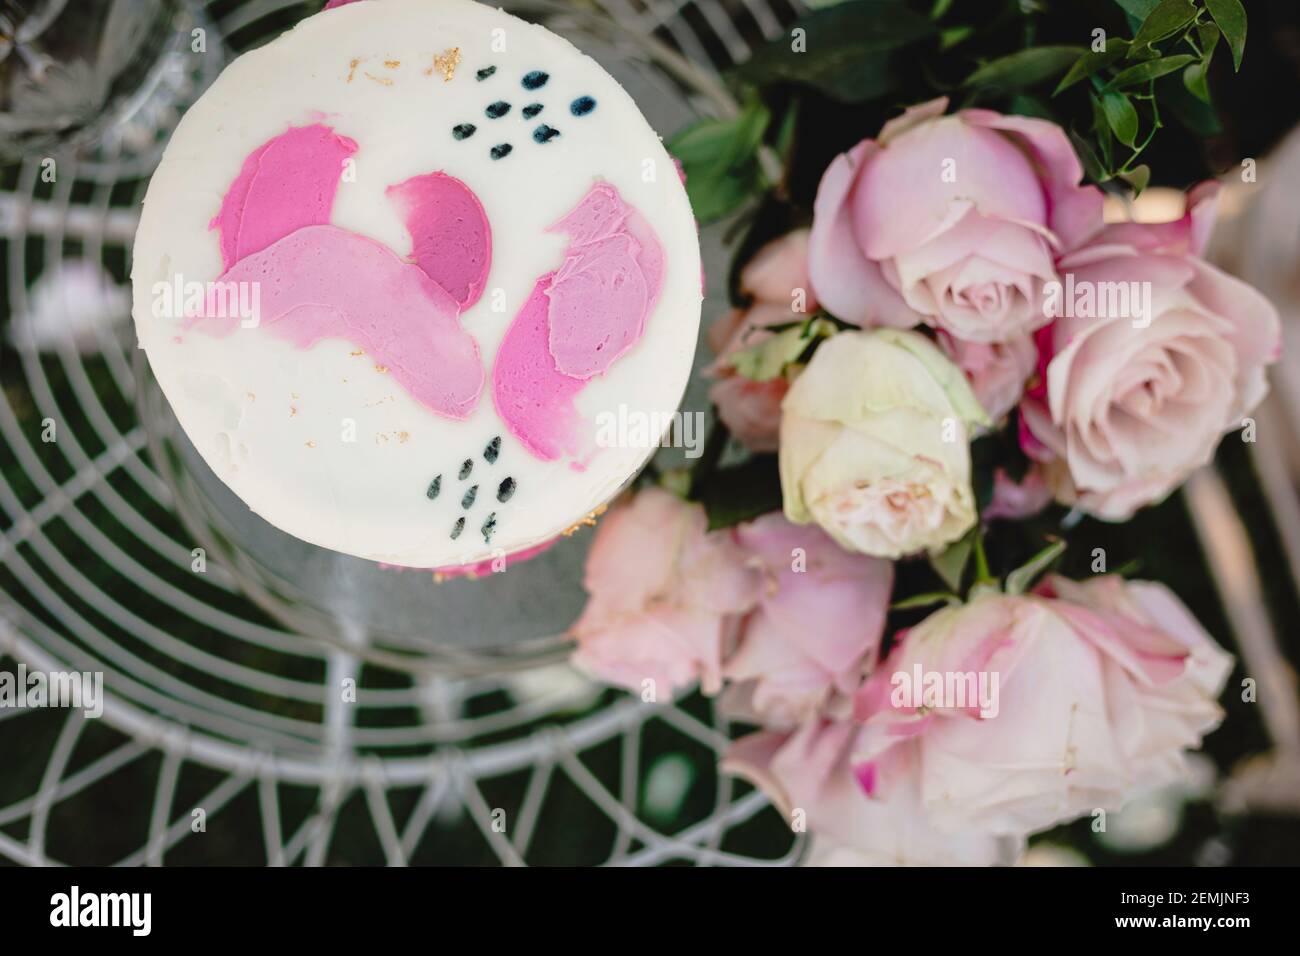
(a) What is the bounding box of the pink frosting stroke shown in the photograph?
[387,172,493,310]
[195,225,484,418]
[211,123,357,271]
[492,182,664,461]
[199,123,490,420]
[546,182,664,378]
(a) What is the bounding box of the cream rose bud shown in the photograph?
[779,328,990,559]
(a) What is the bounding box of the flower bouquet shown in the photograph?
[567,0,1297,865]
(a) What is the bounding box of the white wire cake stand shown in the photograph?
[0,0,810,866]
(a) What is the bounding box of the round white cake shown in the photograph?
[132,0,702,569]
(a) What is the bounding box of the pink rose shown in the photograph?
[707,230,812,451]
[853,576,1231,836]
[983,464,1052,521]
[721,513,893,726]
[571,488,761,695]
[1021,183,1281,520]
[723,721,1005,866]
[809,97,1101,343]
[938,330,1037,423]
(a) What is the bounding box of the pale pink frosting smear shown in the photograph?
[493,182,664,461]
[211,123,357,271]
[546,183,664,378]
[387,172,493,310]
[194,224,483,418]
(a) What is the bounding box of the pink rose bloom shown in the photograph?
[853,576,1232,836]
[721,514,893,727]
[983,464,1052,521]
[571,488,761,695]
[1021,183,1281,520]
[938,330,1037,423]
[809,97,1101,343]
[724,720,1005,866]
[707,230,812,451]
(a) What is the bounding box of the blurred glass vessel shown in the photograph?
[0,0,213,163]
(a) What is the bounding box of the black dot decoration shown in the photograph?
[427,437,514,541]
[452,123,476,140]
[522,70,549,90]
[522,103,544,119]
[485,101,511,119]
[490,143,513,160]
[533,124,560,144]
[476,66,496,80]
[570,96,596,116]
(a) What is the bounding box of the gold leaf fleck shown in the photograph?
[432,47,461,82]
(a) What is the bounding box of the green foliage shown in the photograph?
[667,94,770,223]
[695,455,784,531]
[733,0,935,102]
[963,46,1086,92]
[1051,0,1243,188]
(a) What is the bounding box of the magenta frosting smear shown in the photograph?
[387,172,493,310]
[493,182,664,461]
[200,124,489,420]
[211,124,358,271]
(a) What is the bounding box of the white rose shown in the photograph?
[779,329,989,558]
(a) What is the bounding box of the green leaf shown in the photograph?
[891,591,961,611]
[667,97,771,223]
[964,46,1087,92]
[1090,94,1115,170]
[1205,0,1246,70]
[729,318,836,381]
[1161,71,1223,136]
[1100,91,1139,147]
[1112,0,1159,17]
[1069,129,1110,183]
[1005,539,1067,596]
[697,456,784,531]
[1054,39,1130,95]
[1183,58,1211,103]
[929,531,974,592]
[733,0,935,102]
[1128,0,1197,58]
[1107,53,1197,88]
[1119,163,1151,194]
[772,100,799,162]
[1196,22,1221,57]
